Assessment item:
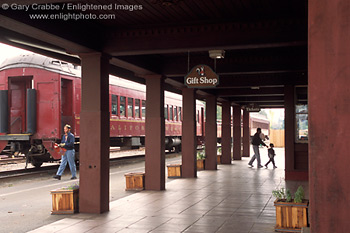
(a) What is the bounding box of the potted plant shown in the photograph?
[50,183,79,214]
[124,172,145,191]
[167,163,182,178]
[273,185,309,232]
[196,147,205,170]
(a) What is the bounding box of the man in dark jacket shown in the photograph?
[248,128,268,168]
[53,124,77,180]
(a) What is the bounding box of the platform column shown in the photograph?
[145,75,165,190]
[232,105,242,160]
[181,88,197,178]
[205,95,217,170]
[221,101,232,164]
[309,0,350,231]
[242,109,250,157]
[284,85,295,175]
[79,52,110,213]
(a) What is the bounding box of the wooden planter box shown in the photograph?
[217,154,222,164]
[50,188,79,214]
[274,199,309,232]
[124,172,145,191]
[167,164,182,178]
[197,159,205,170]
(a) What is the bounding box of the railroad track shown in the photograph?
[0,154,146,180]
[0,151,184,181]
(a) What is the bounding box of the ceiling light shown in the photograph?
[209,50,225,59]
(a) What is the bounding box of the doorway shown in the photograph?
[9,77,32,134]
[61,79,73,132]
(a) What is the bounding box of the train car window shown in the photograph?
[197,110,200,122]
[164,105,168,120]
[170,106,173,121]
[174,107,178,121]
[142,100,146,118]
[111,95,118,115]
[120,96,126,117]
[178,107,182,121]
[128,97,134,117]
[135,99,140,118]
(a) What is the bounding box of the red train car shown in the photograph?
[0,53,205,167]
[216,113,270,143]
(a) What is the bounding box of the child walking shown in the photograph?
[265,143,277,168]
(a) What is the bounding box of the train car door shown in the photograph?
[9,77,32,134]
[61,79,73,131]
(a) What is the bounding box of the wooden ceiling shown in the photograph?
[0,0,308,107]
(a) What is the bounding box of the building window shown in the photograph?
[142,100,146,118]
[164,105,168,120]
[135,99,140,118]
[128,97,134,117]
[295,86,308,142]
[120,96,126,117]
[296,104,308,142]
[111,94,118,115]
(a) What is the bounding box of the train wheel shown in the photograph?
[31,159,43,168]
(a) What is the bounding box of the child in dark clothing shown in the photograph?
[265,143,277,168]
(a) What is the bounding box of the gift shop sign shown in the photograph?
[185,65,219,88]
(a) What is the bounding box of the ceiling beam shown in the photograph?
[104,19,307,56]
[238,102,285,108]
[162,48,307,77]
[229,96,284,102]
[217,87,285,97]
[167,71,307,89]
[110,57,156,77]
[0,15,94,54]
[217,73,307,88]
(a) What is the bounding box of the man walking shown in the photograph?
[53,124,77,180]
[248,128,268,168]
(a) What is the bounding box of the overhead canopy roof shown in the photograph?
[0,0,308,107]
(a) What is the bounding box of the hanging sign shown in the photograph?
[244,103,261,112]
[184,65,219,88]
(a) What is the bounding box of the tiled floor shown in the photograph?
[29,148,308,233]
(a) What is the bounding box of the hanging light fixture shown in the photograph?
[209,50,225,59]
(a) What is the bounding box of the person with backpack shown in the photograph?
[248,128,268,168]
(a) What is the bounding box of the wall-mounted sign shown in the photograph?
[244,104,261,112]
[184,65,219,88]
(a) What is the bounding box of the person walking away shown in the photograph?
[265,143,277,168]
[53,124,77,180]
[248,128,268,168]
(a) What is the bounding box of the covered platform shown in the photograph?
[1,0,349,232]
[29,150,308,233]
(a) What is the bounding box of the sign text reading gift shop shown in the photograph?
[184,65,219,88]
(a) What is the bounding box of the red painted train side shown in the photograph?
[0,53,205,167]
